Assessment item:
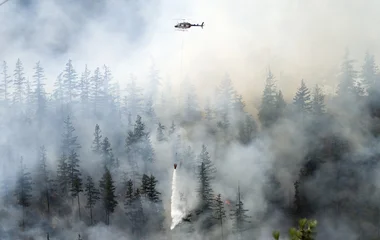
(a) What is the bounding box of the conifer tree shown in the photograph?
[156,122,166,142]
[293,79,312,113]
[68,150,82,210]
[259,69,277,128]
[101,137,115,170]
[143,95,156,121]
[52,73,64,107]
[213,193,226,240]
[62,59,78,103]
[15,158,33,230]
[124,178,134,210]
[92,124,102,154]
[84,176,100,225]
[215,75,235,117]
[141,174,150,196]
[56,153,69,197]
[337,49,358,97]
[13,58,26,105]
[237,114,258,145]
[99,167,118,225]
[103,65,112,101]
[33,61,47,123]
[361,51,379,95]
[230,185,250,239]
[25,78,33,117]
[275,90,286,119]
[311,84,325,115]
[61,115,81,155]
[182,145,197,174]
[147,174,161,203]
[0,61,12,104]
[36,145,51,215]
[197,144,216,211]
[90,67,103,114]
[204,98,214,121]
[79,65,91,111]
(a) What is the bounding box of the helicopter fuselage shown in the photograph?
[174,22,204,29]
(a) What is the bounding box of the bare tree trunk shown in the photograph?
[46,187,50,216]
[220,219,224,240]
[90,207,93,225]
[77,194,81,220]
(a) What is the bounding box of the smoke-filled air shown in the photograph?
[2,0,380,239]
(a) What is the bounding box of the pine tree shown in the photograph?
[233,93,246,114]
[62,59,78,103]
[36,146,51,215]
[15,158,33,230]
[0,61,12,104]
[103,65,112,101]
[213,193,226,240]
[204,97,214,121]
[259,69,277,128]
[92,124,102,154]
[52,73,64,107]
[68,150,82,213]
[237,114,258,145]
[215,75,235,117]
[13,58,26,105]
[71,173,83,220]
[33,61,47,123]
[124,178,134,210]
[147,174,161,202]
[84,176,100,225]
[101,137,116,170]
[61,115,81,156]
[143,95,156,121]
[79,65,91,111]
[275,90,286,119]
[311,84,325,115]
[25,78,33,117]
[293,79,312,113]
[56,153,69,197]
[230,185,250,239]
[90,67,103,114]
[182,145,197,174]
[141,174,150,196]
[110,80,121,113]
[99,167,118,225]
[337,49,358,97]
[156,122,166,142]
[361,51,379,94]
[197,144,216,211]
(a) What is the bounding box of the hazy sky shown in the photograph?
[1,0,380,103]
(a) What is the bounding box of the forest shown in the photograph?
[1,49,380,240]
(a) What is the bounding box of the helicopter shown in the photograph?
[174,21,204,30]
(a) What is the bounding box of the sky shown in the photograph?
[1,0,380,106]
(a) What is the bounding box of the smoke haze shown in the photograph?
[1,0,380,239]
